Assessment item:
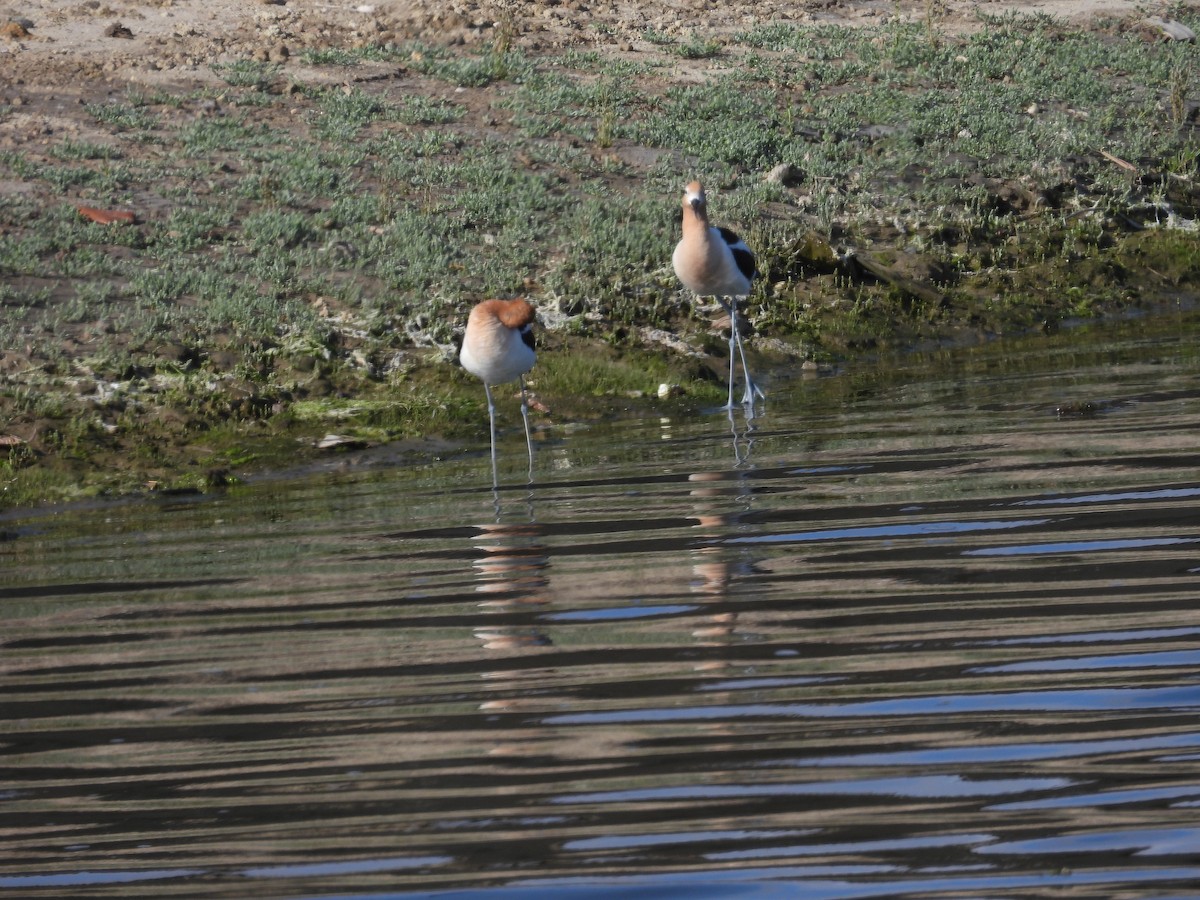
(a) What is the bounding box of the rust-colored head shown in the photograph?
[681,181,708,227]
[474,297,536,331]
[461,297,537,384]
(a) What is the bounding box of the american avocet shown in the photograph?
[672,180,764,408]
[460,298,537,484]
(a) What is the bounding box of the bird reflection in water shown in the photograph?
[470,496,553,745]
[472,499,550,651]
[684,466,763,754]
[728,405,758,467]
[686,467,761,672]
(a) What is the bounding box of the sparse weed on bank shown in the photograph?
[0,10,1196,506]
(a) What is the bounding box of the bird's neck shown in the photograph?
[682,208,712,241]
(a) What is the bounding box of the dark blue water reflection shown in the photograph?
[4,315,1200,897]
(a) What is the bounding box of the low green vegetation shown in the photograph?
[0,11,1196,506]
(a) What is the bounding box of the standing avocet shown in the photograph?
[460,298,537,484]
[673,180,763,408]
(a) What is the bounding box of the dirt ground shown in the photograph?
[0,0,1172,94]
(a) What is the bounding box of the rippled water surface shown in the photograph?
[5,315,1200,898]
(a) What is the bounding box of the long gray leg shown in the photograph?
[730,297,764,406]
[724,327,737,410]
[484,382,498,487]
[519,375,534,482]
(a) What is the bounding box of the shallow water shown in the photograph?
[4,313,1200,898]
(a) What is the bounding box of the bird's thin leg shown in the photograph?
[518,375,534,482]
[484,382,499,488]
[707,293,735,411]
[729,297,765,406]
[724,325,737,410]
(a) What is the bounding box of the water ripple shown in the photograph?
[5,317,1200,896]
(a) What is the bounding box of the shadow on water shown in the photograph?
[4,314,1200,897]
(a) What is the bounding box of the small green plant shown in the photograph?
[85,100,158,131]
[396,95,465,126]
[675,36,723,59]
[303,47,361,66]
[49,140,122,161]
[408,42,531,87]
[314,86,388,139]
[212,60,281,92]
[641,28,674,46]
[181,115,270,152]
[41,162,134,194]
[125,86,189,109]
[159,204,235,251]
